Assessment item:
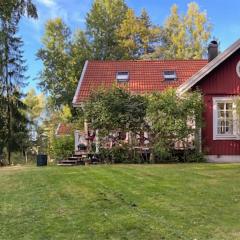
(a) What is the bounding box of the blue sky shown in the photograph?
[19,0,240,92]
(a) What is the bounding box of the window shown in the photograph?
[217,102,233,135]
[213,97,239,140]
[163,70,177,81]
[236,61,240,78]
[116,71,129,82]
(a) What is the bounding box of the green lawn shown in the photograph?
[1,164,240,240]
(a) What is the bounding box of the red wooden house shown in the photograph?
[73,39,240,162]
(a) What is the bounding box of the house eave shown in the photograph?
[72,60,89,107]
[177,38,240,95]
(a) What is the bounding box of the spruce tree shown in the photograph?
[0,0,37,164]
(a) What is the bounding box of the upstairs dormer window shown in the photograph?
[163,70,177,81]
[116,71,129,82]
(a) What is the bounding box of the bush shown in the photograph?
[154,149,206,163]
[99,144,143,164]
[52,136,74,160]
[147,89,203,159]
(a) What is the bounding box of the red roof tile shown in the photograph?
[73,60,208,104]
[55,123,72,136]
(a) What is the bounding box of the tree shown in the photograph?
[149,2,211,59]
[24,88,45,142]
[0,0,37,164]
[37,18,91,108]
[86,0,128,60]
[38,100,75,159]
[117,9,139,59]
[117,8,160,59]
[184,2,211,59]
[24,89,45,124]
[84,86,147,137]
[138,9,161,56]
[37,18,71,107]
[147,88,203,161]
[0,96,7,155]
[7,90,29,161]
[69,30,92,93]
[0,0,37,21]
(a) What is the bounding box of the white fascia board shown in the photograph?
[72,60,89,108]
[177,39,240,95]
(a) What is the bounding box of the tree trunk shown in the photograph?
[7,150,11,165]
[25,151,28,164]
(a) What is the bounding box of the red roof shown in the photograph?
[55,123,72,136]
[73,60,208,105]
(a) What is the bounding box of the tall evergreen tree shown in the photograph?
[0,0,37,164]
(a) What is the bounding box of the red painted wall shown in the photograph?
[195,50,240,155]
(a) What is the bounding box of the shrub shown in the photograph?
[154,149,206,163]
[147,88,203,161]
[99,144,143,164]
[52,136,74,160]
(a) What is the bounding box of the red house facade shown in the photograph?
[178,39,240,161]
[73,39,240,162]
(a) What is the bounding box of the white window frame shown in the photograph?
[213,97,239,140]
[236,61,240,78]
[116,71,129,82]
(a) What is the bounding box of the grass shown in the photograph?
[1,164,240,240]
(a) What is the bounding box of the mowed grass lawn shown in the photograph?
[1,164,240,240]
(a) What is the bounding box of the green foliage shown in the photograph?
[117,8,160,59]
[86,0,128,60]
[149,2,211,59]
[0,1,37,164]
[85,86,204,163]
[86,1,160,60]
[37,18,91,108]
[24,88,45,125]
[99,144,142,164]
[0,0,37,21]
[147,88,203,161]
[52,136,74,160]
[84,86,147,134]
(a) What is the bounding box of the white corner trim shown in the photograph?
[72,60,89,107]
[212,96,239,140]
[177,38,240,94]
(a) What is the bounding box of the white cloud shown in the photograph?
[37,0,56,8]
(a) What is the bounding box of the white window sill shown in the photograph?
[213,135,239,140]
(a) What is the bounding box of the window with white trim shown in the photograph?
[236,61,240,78]
[116,71,129,82]
[163,70,177,81]
[213,97,239,140]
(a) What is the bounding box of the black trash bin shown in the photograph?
[37,154,47,166]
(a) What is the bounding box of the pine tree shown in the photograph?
[0,0,37,164]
